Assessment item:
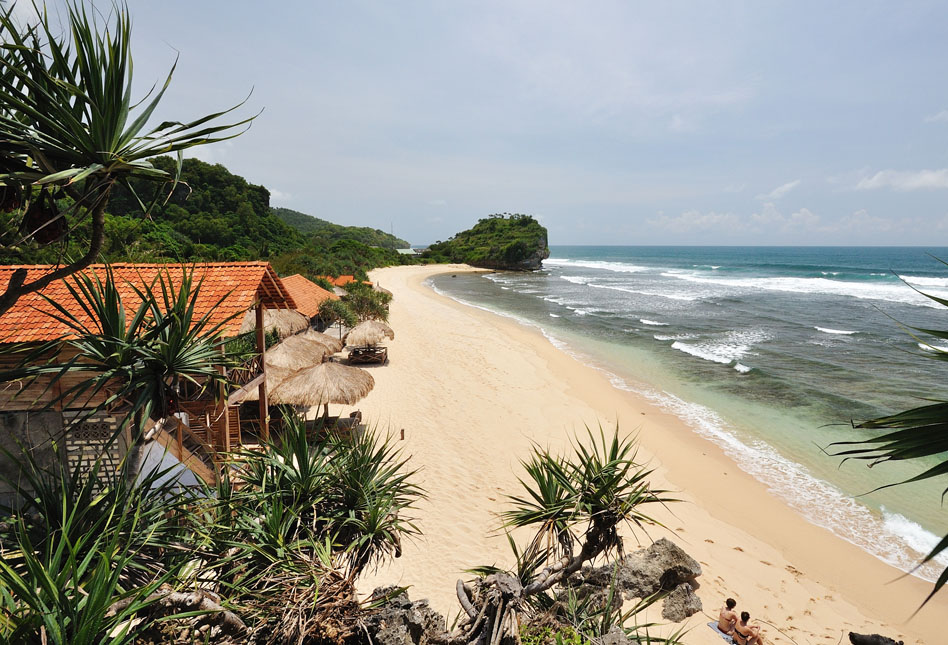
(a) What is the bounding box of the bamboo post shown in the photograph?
[256,303,269,442]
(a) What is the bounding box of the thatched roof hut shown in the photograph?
[344,320,395,347]
[269,362,375,407]
[265,334,330,370]
[239,308,309,339]
[299,329,344,354]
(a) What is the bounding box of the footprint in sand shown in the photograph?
[786,565,803,577]
[705,538,714,543]
[759,560,772,566]
[733,546,744,552]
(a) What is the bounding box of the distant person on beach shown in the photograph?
[718,598,739,635]
[732,611,764,645]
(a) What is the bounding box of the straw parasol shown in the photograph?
[269,361,374,417]
[239,308,309,338]
[264,334,330,370]
[240,365,294,402]
[344,320,395,347]
[299,329,344,354]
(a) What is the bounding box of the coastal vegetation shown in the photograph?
[422,213,550,271]
[0,2,253,316]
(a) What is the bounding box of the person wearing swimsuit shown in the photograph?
[718,598,739,636]
[733,611,763,645]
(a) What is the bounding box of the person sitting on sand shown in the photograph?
[732,611,764,645]
[718,598,739,635]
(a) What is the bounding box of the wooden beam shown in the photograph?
[256,303,269,442]
[227,372,265,405]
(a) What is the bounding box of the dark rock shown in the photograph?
[848,633,903,645]
[362,587,447,645]
[572,538,702,624]
[661,582,702,622]
[580,538,702,601]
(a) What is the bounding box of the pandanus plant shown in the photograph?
[0,1,254,315]
[454,427,679,645]
[829,273,948,607]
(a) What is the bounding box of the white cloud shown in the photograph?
[722,183,746,194]
[755,179,801,200]
[925,110,948,123]
[269,189,292,203]
[647,209,741,233]
[854,169,948,191]
[749,203,821,233]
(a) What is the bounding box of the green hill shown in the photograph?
[273,207,410,249]
[1,157,418,281]
[423,214,550,270]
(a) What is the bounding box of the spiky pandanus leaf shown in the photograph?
[0,1,255,314]
[828,281,948,605]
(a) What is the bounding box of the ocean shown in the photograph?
[427,246,948,582]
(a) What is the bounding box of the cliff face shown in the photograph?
[422,214,550,271]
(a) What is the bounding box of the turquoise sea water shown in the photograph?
[428,246,948,581]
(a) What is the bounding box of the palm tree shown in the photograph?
[829,284,948,605]
[0,1,254,315]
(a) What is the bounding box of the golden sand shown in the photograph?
[353,264,946,644]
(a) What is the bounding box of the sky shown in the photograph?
[14,1,948,246]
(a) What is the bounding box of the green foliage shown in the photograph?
[317,297,358,329]
[829,275,948,606]
[0,1,251,300]
[215,415,423,579]
[273,207,410,249]
[344,280,392,322]
[502,427,673,568]
[423,213,549,269]
[0,453,198,644]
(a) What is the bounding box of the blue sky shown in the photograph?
[17,1,948,245]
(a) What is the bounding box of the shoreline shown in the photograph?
[358,264,947,644]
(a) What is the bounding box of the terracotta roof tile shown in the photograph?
[0,262,296,344]
[280,274,339,318]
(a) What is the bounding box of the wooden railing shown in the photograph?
[230,354,263,387]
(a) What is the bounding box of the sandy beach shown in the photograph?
[354,264,947,645]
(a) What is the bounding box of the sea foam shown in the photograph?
[663,272,948,308]
[815,327,857,335]
[640,319,669,326]
[546,258,649,273]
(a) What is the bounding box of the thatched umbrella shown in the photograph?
[240,365,293,402]
[269,361,374,418]
[239,308,309,338]
[264,334,331,371]
[344,320,395,347]
[299,329,344,354]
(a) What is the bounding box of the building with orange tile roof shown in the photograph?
[0,262,295,490]
[280,274,339,319]
[0,262,295,345]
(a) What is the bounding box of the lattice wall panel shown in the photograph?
[63,411,122,484]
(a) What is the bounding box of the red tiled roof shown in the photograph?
[317,275,373,287]
[0,262,296,344]
[280,274,339,318]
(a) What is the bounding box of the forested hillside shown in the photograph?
[1,157,417,280]
[273,207,409,249]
